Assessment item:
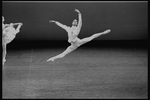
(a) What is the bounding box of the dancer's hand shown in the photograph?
[75,9,80,13]
[49,20,56,23]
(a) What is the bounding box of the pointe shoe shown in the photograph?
[47,58,55,62]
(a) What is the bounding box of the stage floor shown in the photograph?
[2,48,148,99]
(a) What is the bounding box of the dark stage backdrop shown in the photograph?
[2,1,148,41]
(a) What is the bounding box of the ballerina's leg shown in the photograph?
[47,44,78,62]
[2,44,7,65]
[78,29,111,45]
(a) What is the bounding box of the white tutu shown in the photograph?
[3,27,16,44]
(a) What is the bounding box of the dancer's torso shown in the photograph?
[67,27,80,43]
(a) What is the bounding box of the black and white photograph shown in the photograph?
[2,1,148,99]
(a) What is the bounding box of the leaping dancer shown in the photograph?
[47,9,111,62]
[2,16,23,65]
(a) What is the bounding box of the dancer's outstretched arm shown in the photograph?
[49,20,69,31]
[75,9,82,29]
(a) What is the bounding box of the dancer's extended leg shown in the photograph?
[47,44,78,62]
[3,44,7,65]
[78,29,111,45]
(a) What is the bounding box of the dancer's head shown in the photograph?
[72,19,78,27]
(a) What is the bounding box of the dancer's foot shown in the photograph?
[47,57,55,62]
[103,29,111,34]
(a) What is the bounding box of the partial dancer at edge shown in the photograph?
[47,9,111,62]
[2,16,23,65]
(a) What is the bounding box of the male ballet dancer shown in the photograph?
[47,9,111,62]
[2,16,23,65]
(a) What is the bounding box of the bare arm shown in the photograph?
[49,20,69,31]
[75,9,82,29]
[3,24,10,28]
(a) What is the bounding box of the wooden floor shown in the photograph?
[2,48,148,99]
